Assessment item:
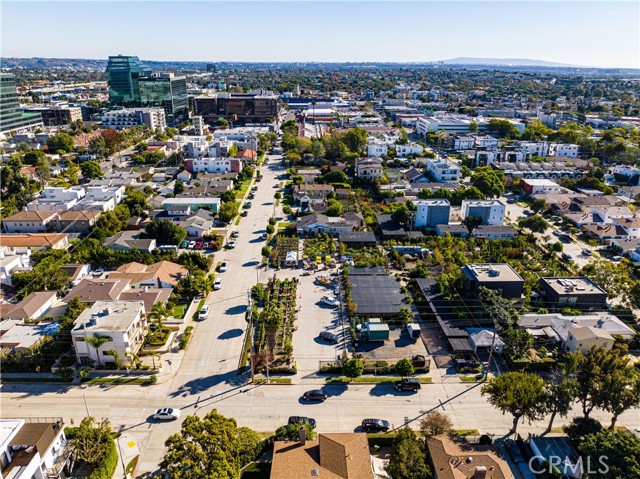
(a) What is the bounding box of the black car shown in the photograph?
[241,210,248,217]
[288,416,317,429]
[394,378,421,392]
[302,389,328,402]
[319,331,339,344]
[361,419,390,432]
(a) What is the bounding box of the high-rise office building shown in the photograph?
[0,73,44,138]
[106,55,152,105]
[139,73,188,126]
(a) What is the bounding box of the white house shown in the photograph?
[550,143,579,159]
[73,185,125,212]
[425,157,461,183]
[520,178,568,196]
[460,200,506,225]
[564,325,614,353]
[26,186,85,212]
[517,141,550,157]
[71,300,147,367]
[367,139,387,157]
[453,136,475,150]
[414,199,451,228]
[395,143,424,157]
[475,136,500,149]
[0,251,30,286]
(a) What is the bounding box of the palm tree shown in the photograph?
[86,334,109,367]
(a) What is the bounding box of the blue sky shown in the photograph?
[2,1,638,67]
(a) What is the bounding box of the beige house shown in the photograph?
[564,325,614,353]
[355,158,384,180]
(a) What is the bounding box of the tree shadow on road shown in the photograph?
[218,328,244,340]
[225,304,247,316]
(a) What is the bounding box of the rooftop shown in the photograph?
[63,278,130,303]
[3,291,57,319]
[0,233,68,249]
[72,300,145,332]
[540,277,607,296]
[414,199,451,206]
[462,263,524,283]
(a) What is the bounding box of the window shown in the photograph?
[76,337,85,342]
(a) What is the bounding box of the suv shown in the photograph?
[198,306,210,321]
[302,389,327,402]
[319,331,339,344]
[288,416,317,429]
[394,378,421,392]
[361,419,390,432]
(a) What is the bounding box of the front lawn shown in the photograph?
[172,304,186,319]
[146,327,171,346]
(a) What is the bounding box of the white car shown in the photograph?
[188,241,196,249]
[198,305,210,320]
[214,278,222,290]
[320,296,339,307]
[219,261,229,272]
[226,240,237,249]
[153,408,181,421]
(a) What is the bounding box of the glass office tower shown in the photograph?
[0,73,43,137]
[139,73,188,126]
[106,55,152,105]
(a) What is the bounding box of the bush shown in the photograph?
[146,374,157,385]
[89,440,118,479]
[343,357,364,378]
[479,434,493,445]
[394,358,415,377]
[564,416,603,440]
[178,326,193,350]
[283,205,292,215]
[266,225,275,235]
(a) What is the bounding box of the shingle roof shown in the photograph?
[63,278,130,303]
[108,261,187,287]
[0,233,68,248]
[2,211,57,222]
[4,292,57,319]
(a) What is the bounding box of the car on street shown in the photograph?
[262,233,268,240]
[242,210,248,217]
[394,378,421,392]
[226,240,237,249]
[153,408,181,421]
[583,249,593,256]
[288,416,317,429]
[320,296,340,307]
[213,278,223,290]
[198,305,210,320]
[231,231,239,238]
[561,253,574,263]
[318,331,339,344]
[245,201,252,208]
[361,419,390,432]
[302,389,327,402]
[219,261,229,272]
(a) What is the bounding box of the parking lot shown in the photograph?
[355,326,428,362]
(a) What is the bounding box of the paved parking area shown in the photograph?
[355,326,427,362]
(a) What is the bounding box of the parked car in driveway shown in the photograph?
[361,419,390,432]
[320,296,339,307]
[302,389,327,402]
[153,408,181,421]
[188,241,196,249]
[214,278,222,290]
[394,378,421,392]
[319,331,339,344]
[288,416,317,429]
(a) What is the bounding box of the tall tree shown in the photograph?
[80,160,103,179]
[481,372,547,434]
[145,218,187,246]
[543,358,578,432]
[471,167,505,198]
[385,428,431,479]
[579,429,640,479]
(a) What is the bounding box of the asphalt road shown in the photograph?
[1,166,638,477]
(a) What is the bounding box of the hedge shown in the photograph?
[89,439,118,479]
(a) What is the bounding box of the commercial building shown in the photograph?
[520,178,568,196]
[0,73,44,138]
[139,73,188,126]
[462,263,525,298]
[24,104,83,126]
[425,157,462,183]
[539,277,608,311]
[414,199,450,228]
[106,55,152,105]
[102,107,166,132]
[71,300,146,366]
[460,200,506,225]
[193,91,279,124]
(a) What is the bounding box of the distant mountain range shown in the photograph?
[438,57,583,68]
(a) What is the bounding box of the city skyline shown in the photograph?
[2,1,639,68]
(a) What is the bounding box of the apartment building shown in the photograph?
[460,200,506,225]
[184,157,243,174]
[26,186,86,212]
[355,158,384,180]
[2,211,58,233]
[101,107,166,132]
[71,300,147,367]
[414,199,451,228]
[425,157,461,183]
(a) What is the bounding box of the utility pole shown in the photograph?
[484,319,499,381]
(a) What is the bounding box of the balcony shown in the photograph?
[45,442,73,479]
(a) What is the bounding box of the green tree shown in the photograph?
[580,261,630,299]
[501,327,534,359]
[343,127,368,153]
[530,198,547,213]
[174,180,185,195]
[462,215,483,233]
[342,357,364,379]
[310,140,326,160]
[88,136,108,158]
[471,167,504,198]
[145,219,187,246]
[486,119,521,139]
[220,190,236,203]
[551,241,563,252]
[394,358,415,377]
[86,334,110,366]
[419,411,453,437]
[70,417,114,465]
[326,199,343,217]
[34,156,50,184]
[80,160,103,179]
[580,430,640,479]
[275,422,316,441]
[481,372,547,434]
[518,214,548,233]
[323,170,349,184]
[543,359,578,432]
[391,204,412,227]
[385,428,431,479]
[47,132,75,153]
[218,201,239,222]
[122,188,148,217]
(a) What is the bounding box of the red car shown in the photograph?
[195,241,203,249]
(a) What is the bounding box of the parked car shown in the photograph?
[245,201,252,208]
[394,378,421,392]
[611,255,624,262]
[194,241,203,249]
[180,241,189,248]
[561,253,574,262]
[231,231,239,238]
[188,241,196,249]
[361,419,390,433]
[241,210,248,217]
[226,240,237,249]
[262,233,268,240]
[153,408,181,421]
[214,278,222,290]
[219,261,229,272]
[302,389,327,402]
[288,416,317,429]
[198,305,210,320]
[320,296,339,307]
[318,331,339,344]
[91,268,105,277]
[583,249,593,256]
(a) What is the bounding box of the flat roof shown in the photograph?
[414,199,450,206]
[541,276,607,296]
[463,263,524,283]
[348,274,404,315]
[521,178,561,186]
[73,300,144,332]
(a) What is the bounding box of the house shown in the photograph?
[180,212,214,238]
[26,186,85,212]
[270,433,374,479]
[426,435,514,479]
[2,291,57,321]
[414,199,450,228]
[460,200,506,226]
[162,197,220,213]
[176,170,192,183]
[467,328,505,353]
[0,233,69,252]
[520,178,569,196]
[119,288,172,314]
[355,158,384,180]
[0,320,61,353]
[564,326,614,353]
[404,167,426,183]
[63,278,131,303]
[55,210,101,234]
[462,263,524,299]
[107,261,187,288]
[59,264,92,286]
[296,213,362,236]
[436,224,470,238]
[293,184,334,205]
[71,300,146,367]
[0,252,30,286]
[73,185,124,212]
[104,231,156,252]
[425,157,462,183]
[2,211,58,233]
[539,277,608,311]
[0,418,72,479]
[471,225,519,240]
[338,231,377,247]
[453,136,475,150]
[184,157,243,174]
[367,138,387,157]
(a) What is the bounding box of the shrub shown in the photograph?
[564,416,603,440]
[266,225,275,235]
[394,358,415,377]
[479,434,493,445]
[89,439,117,479]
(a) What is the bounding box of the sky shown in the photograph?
[1,1,639,68]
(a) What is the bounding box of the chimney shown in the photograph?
[473,466,487,479]
[299,427,306,446]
